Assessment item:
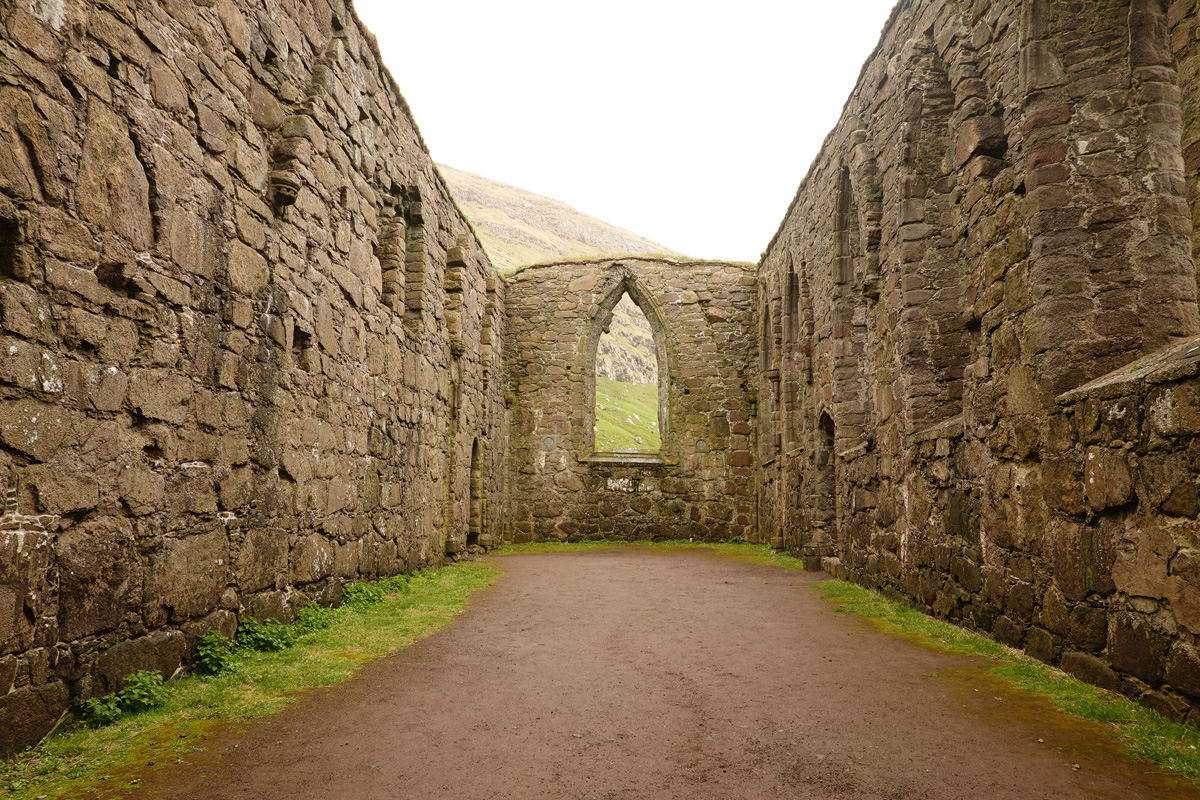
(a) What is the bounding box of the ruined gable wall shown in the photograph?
[503,259,757,543]
[0,0,505,754]
[759,0,1200,719]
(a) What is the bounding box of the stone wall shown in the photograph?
[1050,338,1200,716]
[758,0,1200,721]
[504,258,758,543]
[6,0,1200,759]
[0,0,505,754]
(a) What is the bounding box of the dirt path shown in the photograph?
[128,549,1199,799]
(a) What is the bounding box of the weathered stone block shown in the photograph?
[95,631,188,695]
[23,465,98,515]
[1109,612,1170,686]
[228,240,270,295]
[129,370,194,425]
[56,520,138,640]
[0,398,76,462]
[146,532,229,621]
[0,681,69,756]
[1084,447,1133,511]
[77,101,153,250]
[290,534,334,584]
[1061,651,1122,692]
[1166,548,1200,635]
[1112,518,1174,598]
[1149,385,1200,437]
[954,116,1006,167]
[1166,640,1200,699]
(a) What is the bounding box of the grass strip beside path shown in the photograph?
[1,561,501,800]
[816,578,1200,784]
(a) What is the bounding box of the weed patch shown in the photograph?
[77,671,168,729]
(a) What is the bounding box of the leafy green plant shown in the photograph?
[116,671,167,714]
[77,695,121,729]
[293,603,338,635]
[193,632,237,676]
[374,574,412,595]
[76,670,167,728]
[234,617,294,652]
[341,582,387,610]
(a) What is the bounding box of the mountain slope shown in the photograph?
[438,164,685,271]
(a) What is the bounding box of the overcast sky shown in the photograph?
[353,1,899,263]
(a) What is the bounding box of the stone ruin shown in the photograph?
[1,0,1200,756]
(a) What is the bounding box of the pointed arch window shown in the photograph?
[583,278,670,458]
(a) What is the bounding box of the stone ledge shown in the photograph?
[587,453,667,466]
[1058,335,1200,404]
[910,414,964,445]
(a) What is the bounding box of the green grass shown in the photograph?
[594,376,660,451]
[816,579,1200,784]
[0,562,501,800]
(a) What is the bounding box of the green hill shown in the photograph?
[594,377,661,452]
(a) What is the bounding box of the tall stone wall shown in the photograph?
[0,0,505,754]
[504,258,758,543]
[758,0,1200,721]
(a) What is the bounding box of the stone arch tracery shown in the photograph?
[579,268,674,456]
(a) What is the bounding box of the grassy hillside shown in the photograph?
[438,164,685,271]
[595,377,661,452]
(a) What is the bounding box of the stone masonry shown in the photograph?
[758,0,1200,725]
[0,0,505,754]
[504,258,758,543]
[5,0,1200,759]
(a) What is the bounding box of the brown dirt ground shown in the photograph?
[127,549,1200,799]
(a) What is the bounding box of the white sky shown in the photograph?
[354,1,899,263]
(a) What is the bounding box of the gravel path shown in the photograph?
[128,549,1199,799]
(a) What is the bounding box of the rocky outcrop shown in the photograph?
[438,165,684,271]
[596,295,657,385]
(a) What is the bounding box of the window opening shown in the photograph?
[593,292,661,453]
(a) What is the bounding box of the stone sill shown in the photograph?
[587,453,668,466]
